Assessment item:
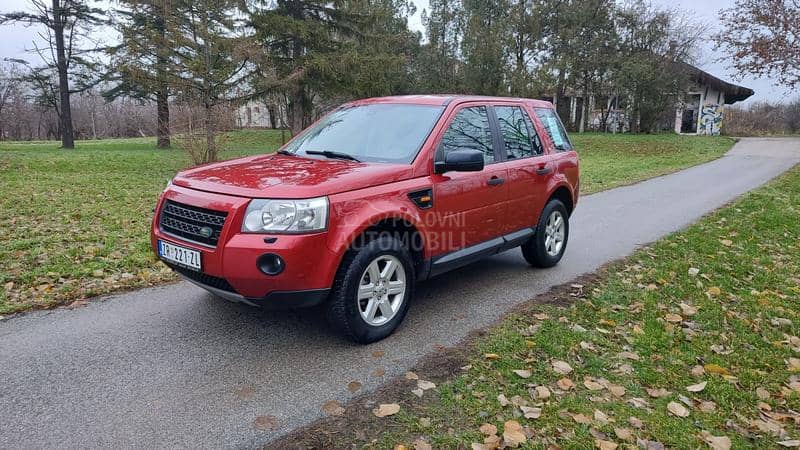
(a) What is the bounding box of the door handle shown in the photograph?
[535,166,552,175]
[487,176,505,186]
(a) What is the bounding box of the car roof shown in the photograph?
[346,95,555,109]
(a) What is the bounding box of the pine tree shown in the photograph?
[107,0,174,148]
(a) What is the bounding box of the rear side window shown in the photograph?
[534,108,573,151]
[439,106,495,163]
[494,106,544,158]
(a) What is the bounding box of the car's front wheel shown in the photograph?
[326,236,414,344]
[522,199,569,268]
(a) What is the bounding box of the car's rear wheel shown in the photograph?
[522,199,569,268]
[326,236,414,344]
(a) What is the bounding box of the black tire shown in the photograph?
[326,235,415,344]
[521,199,569,268]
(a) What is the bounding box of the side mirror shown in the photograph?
[435,149,485,173]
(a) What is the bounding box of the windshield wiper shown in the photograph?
[305,150,361,162]
[276,149,295,156]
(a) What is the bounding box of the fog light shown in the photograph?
[257,253,285,276]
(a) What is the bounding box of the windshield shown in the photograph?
[283,103,445,164]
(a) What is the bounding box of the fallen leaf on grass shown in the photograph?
[557,378,575,390]
[534,385,551,399]
[569,412,593,425]
[520,405,541,419]
[321,400,345,416]
[498,393,510,406]
[502,420,526,447]
[665,313,683,323]
[552,360,573,374]
[594,410,612,425]
[479,423,498,435]
[484,353,501,360]
[700,431,731,450]
[704,364,730,376]
[637,439,665,450]
[513,369,532,379]
[373,403,400,417]
[595,439,618,450]
[411,388,423,397]
[585,378,604,391]
[614,427,634,441]
[688,267,700,276]
[707,286,722,297]
[628,397,650,408]
[757,387,771,400]
[687,381,708,392]
[667,401,690,417]
[413,438,432,450]
[787,358,800,371]
[778,440,800,448]
[720,239,733,247]
[629,416,644,428]
[618,351,640,361]
[646,387,671,398]
[609,384,626,397]
[680,302,698,316]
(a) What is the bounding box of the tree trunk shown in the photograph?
[205,103,216,162]
[52,0,75,149]
[156,88,170,148]
[155,3,170,149]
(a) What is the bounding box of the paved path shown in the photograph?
[1,138,799,449]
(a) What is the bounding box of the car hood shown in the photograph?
[172,153,415,198]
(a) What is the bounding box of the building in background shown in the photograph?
[548,63,753,136]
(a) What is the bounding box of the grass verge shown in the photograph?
[573,133,734,194]
[272,165,800,449]
[0,132,733,315]
[0,131,284,314]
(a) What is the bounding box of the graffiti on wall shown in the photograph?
[699,105,723,136]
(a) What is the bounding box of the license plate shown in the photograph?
[158,240,202,271]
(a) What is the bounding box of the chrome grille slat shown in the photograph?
[159,200,228,247]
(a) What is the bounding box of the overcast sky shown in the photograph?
[0,0,792,105]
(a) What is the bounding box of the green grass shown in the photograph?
[0,130,286,314]
[0,132,733,315]
[572,133,735,194]
[353,166,800,449]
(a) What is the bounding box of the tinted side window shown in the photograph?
[440,106,494,163]
[534,108,573,151]
[495,106,543,158]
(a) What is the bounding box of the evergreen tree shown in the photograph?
[107,0,174,148]
[461,0,509,95]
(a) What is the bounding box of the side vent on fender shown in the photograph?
[408,188,433,209]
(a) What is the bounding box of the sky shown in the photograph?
[0,0,793,105]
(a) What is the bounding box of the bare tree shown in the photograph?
[0,0,106,148]
[715,0,800,89]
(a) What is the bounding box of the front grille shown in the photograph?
[167,263,236,293]
[159,200,228,247]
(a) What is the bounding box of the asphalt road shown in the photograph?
[1,138,799,449]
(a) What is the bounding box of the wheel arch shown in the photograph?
[547,184,575,216]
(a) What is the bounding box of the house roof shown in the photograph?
[681,62,754,104]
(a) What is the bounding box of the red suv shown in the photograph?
[152,95,579,343]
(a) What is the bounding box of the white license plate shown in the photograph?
[158,240,202,271]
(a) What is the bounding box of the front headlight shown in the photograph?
[242,197,328,233]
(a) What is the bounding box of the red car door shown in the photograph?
[426,104,509,258]
[492,103,553,234]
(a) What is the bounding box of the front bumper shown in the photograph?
[152,185,340,307]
